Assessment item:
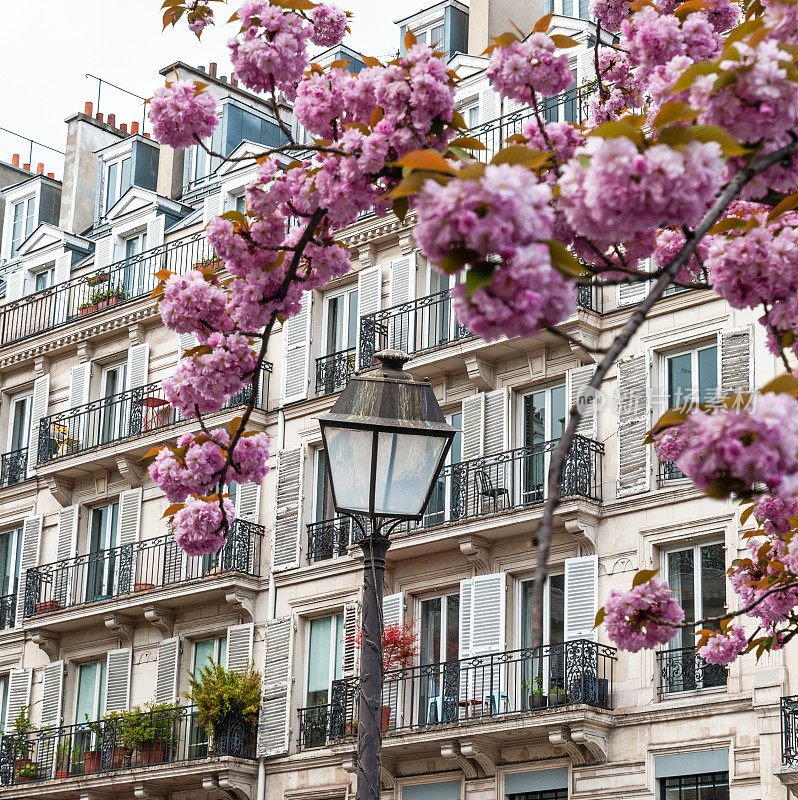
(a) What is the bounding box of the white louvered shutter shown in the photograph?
[105,648,132,714]
[5,268,24,302]
[382,592,404,629]
[118,488,142,546]
[227,623,254,674]
[54,253,71,285]
[179,331,198,356]
[281,292,312,404]
[461,394,484,461]
[388,256,414,352]
[718,326,753,398]
[458,579,474,700]
[342,601,360,678]
[569,364,597,438]
[258,617,292,757]
[272,447,303,571]
[578,49,595,83]
[616,352,651,495]
[356,265,382,368]
[27,374,50,478]
[480,88,497,125]
[483,388,507,457]
[5,669,32,734]
[69,362,91,409]
[146,215,165,250]
[202,192,222,226]
[564,555,598,641]
[470,572,506,655]
[54,506,79,607]
[617,280,648,308]
[94,236,113,270]
[40,661,65,729]
[125,343,149,391]
[16,516,42,624]
[236,482,261,523]
[155,637,180,705]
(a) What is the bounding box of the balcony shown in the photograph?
[657,459,686,486]
[315,347,356,396]
[298,640,615,750]
[657,646,727,697]
[36,365,271,467]
[0,704,255,791]
[0,593,14,630]
[0,231,215,349]
[0,448,29,489]
[307,516,352,563]
[23,520,263,622]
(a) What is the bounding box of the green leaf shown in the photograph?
[632,569,659,588]
[394,149,455,174]
[393,196,409,223]
[465,263,494,296]
[767,191,798,223]
[438,247,480,275]
[594,607,606,628]
[221,210,247,225]
[545,240,582,277]
[759,373,798,396]
[670,62,721,94]
[653,101,701,128]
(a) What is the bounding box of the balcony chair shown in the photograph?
[473,470,509,514]
[49,423,80,457]
[483,689,512,716]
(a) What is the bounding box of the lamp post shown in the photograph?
[317,351,455,800]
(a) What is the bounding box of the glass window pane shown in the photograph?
[219,636,227,668]
[235,194,246,214]
[334,614,344,681]
[76,662,98,722]
[420,598,442,664]
[347,290,359,350]
[0,532,12,596]
[11,397,29,451]
[25,198,35,236]
[563,0,574,14]
[445,594,459,661]
[550,386,566,440]
[106,162,118,210]
[524,392,546,447]
[668,353,693,406]
[701,544,726,626]
[194,639,216,674]
[449,412,462,464]
[521,580,533,649]
[323,426,374,513]
[307,616,332,705]
[549,574,565,644]
[668,550,695,648]
[431,24,444,48]
[698,347,718,403]
[120,158,132,194]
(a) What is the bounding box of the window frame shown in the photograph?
[73,658,107,724]
[304,612,344,707]
[104,154,133,213]
[6,391,32,453]
[321,284,359,356]
[0,526,23,598]
[516,382,568,447]
[10,195,36,258]
[659,771,729,799]
[662,342,719,409]
[416,589,460,666]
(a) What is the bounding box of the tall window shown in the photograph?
[413,23,444,50]
[0,675,8,732]
[306,614,344,707]
[666,344,718,407]
[190,636,227,757]
[418,592,459,724]
[10,196,35,257]
[0,527,23,601]
[519,384,566,503]
[86,503,119,601]
[661,772,729,800]
[7,393,31,454]
[323,287,359,356]
[426,269,464,350]
[105,156,132,212]
[424,411,462,526]
[33,265,55,292]
[122,231,148,297]
[75,659,107,724]
[100,362,127,443]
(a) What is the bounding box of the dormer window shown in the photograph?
[10,196,35,258]
[105,156,133,213]
[415,22,444,49]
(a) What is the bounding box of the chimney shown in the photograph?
[11,154,19,167]
[131,122,140,135]
[36,163,44,175]
[220,75,228,84]
[209,62,217,77]
[108,114,116,127]
[47,173,54,179]
[84,101,93,116]
[120,123,128,133]
[97,112,104,122]
[23,163,30,171]
[231,75,238,87]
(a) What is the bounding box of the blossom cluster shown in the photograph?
[149,80,218,149]
[698,626,747,666]
[172,496,236,556]
[159,270,232,336]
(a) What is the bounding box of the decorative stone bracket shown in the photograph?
[143,606,173,637]
[458,535,490,574]
[463,355,495,391]
[441,739,497,779]
[342,753,395,790]
[226,589,256,623]
[104,614,135,648]
[47,474,74,507]
[548,724,609,764]
[116,455,145,487]
[562,510,598,552]
[29,631,60,661]
[202,772,254,800]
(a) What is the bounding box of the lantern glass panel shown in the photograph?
[323,425,375,514]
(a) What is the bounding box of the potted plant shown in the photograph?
[78,301,97,316]
[549,684,567,707]
[55,741,72,778]
[81,715,105,773]
[192,256,222,270]
[122,703,178,765]
[10,707,36,779]
[90,288,128,310]
[522,676,548,709]
[16,760,38,782]
[134,582,155,592]
[34,599,61,614]
[186,661,260,757]
[85,272,110,287]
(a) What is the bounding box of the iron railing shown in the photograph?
[470,83,597,161]
[0,448,28,489]
[657,460,686,485]
[0,704,255,785]
[37,365,271,465]
[0,231,217,348]
[298,640,615,749]
[23,520,263,618]
[782,696,798,765]
[315,347,356,396]
[657,646,727,697]
[307,516,353,563]
[0,593,14,630]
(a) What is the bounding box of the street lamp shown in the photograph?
[317,350,455,800]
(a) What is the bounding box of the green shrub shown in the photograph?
[185,661,260,731]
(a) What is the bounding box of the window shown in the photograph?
[100,362,127,443]
[663,542,727,693]
[418,592,459,724]
[666,344,718,407]
[426,268,465,350]
[424,411,462,526]
[306,614,344,707]
[510,792,567,800]
[10,196,35,257]
[323,286,359,356]
[0,527,23,600]
[7,393,31,454]
[235,194,246,214]
[463,103,479,128]
[518,384,567,503]
[122,231,148,297]
[75,659,107,724]
[412,22,444,51]
[33,266,55,292]
[661,772,729,800]
[105,156,132,212]
[86,503,119,601]
[0,675,8,732]
[189,636,227,757]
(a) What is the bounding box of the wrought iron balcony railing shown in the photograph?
[315,347,356,396]
[36,365,271,465]
[0,593,15,630]
[0,703,255,785]
[782,696,798,765]
[0,447,28,489]
[306,436,603,563]
[0,231,216,348]
[23,520,263,618]
[657,646,727,697]
[657,459,686,485]
[298,639,615,749]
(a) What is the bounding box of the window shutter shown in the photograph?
[154,637,180,705]
[40,661,65,729]
[227,623,254,674]
[342,601,360,678]
[125,343,150,391]
[17,515,42,624]
[569,364,597,438]
[118,488,142,546]
[146,215,165,250]
[27,374,49,478]
[272,447,303,571]
[616,352,651,494]
[179,331,198,356]
[356,265,382,367]
[69,362,91,409]
[54,505,79,608]
[281,292,312,404]
[5,669,32,734]
[480,88,497,125]
[564,554,598,641]
[236,482,261,523]
[105,648,132,714]
[202,192,222,226]
[94,236,113,270]
[483,388,508,457]
[5,268,24,302]
[617,281,648,308]
[382,591,404,628]
[258,617,292,757]
[461,394,484,461]
[578,49,595,83]
[54,253,71,285]
[470,572,506,655]
[458,578,473,659]
[718,326,752,398]
[388,256,415,351]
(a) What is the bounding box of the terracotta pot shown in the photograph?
[381,705,391,732]
[34,600,61,614]
[83,751,102,773]
[55,771,70,778]
[134,582,155,592]
[138,742,165,765]
[79,305,96,316]
[344,721,358,736]
[109,746,126,769]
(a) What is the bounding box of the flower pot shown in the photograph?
[344,721,358,736]
[83,751,102,773]
[79,305,97,316]
[528,693,548,709]
[14,758,33,778]
[138,742,165,765]
[380,705,391,732]
[55,770,70,778]
[549,691,567,707]
[34,600,61,614]
[134,582,155,592]
[86,273,110,286]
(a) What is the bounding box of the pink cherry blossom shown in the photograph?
[172,496,236,556]
[310,4,347,47]
[699,626,747,665]
[159,270,232,336]
[149,80,218,149]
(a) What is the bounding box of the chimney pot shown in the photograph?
[47,173,54,179]
[144,133,151,139]
[131,122,140,135]
[209,62,217,77]
[97,112,104,122]
[120,123,128,133]
[84,101,93,116]
[198,65,206,73]
[23,164,30,171]
[11,154,20,167]
[108,114,116,127]
[220,75,228,84]
[36,163,44,174]
[231,75,238,87]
